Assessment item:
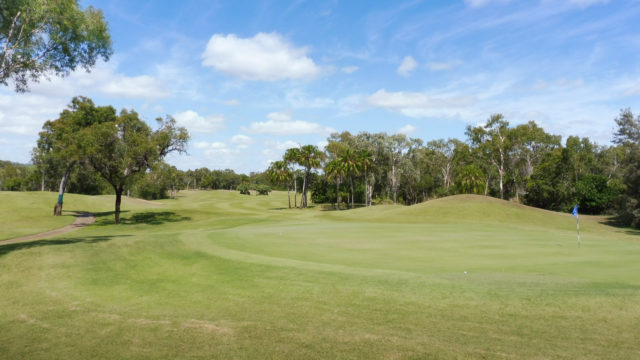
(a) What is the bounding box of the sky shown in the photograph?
[1,0,639,173]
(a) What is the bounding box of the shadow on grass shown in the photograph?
[269,205,318,211]
[599,217,640,236]
[95,211,191,226]
[0,235,130,258]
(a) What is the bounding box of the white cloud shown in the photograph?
[262,140,301,166]
[341,66,360,74]
[202,32,320,81]
[195,141,233,156]
[230,134,253,149]
[173,110,225,134]
[248,111,335,135]
[364,89,477,119]
[267,111,293,122]
[397,56,418,77]
[397,124,417,135]
[99,74,170,99]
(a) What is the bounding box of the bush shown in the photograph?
[236,183,250,195]
[255,184,271,195]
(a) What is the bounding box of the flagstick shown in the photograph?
[576,216,580,248]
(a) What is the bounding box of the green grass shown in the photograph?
[0,190,639,359]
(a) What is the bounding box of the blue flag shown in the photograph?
[572,205,578,218]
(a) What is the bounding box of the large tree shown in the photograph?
[1,0,112,92]
[467,114,512,199]
[80,111,189,224]
[292,145,324,208]
[34,96,116,215]
[613,108,640,227]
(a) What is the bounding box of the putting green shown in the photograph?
[0,190,638,359]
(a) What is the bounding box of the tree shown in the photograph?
[80,111,189,224]
[358,149,375,207]
[338,148,360,208]
[34,96,116,215]
[386,134,410,205]
[284,147,301,208]
[613,108,640,227]
[467,114,512,199]
[427,139,459,194]
[510,121,560,201]
[267,160,292,208]
[325,158,345,210]
[0,0,112,92]
[292,145,324,208]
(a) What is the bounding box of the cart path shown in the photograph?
[0,212,96,245]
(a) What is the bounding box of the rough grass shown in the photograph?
[0,190,639,359]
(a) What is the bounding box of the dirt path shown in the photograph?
[0,212,96,245]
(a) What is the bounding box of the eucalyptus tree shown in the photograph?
[34,96,116,215]
[427,139,459,193]
[1,0,112,92]
[358,149,375,207]
[510,121,561,201]
[80,112,188,224]
[267,160,293,208]
[467,114,512,199]
[612,108,640,227]
[386,134,410,204]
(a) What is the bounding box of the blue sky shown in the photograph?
[1,0,639,173]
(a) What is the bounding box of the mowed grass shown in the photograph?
[0,190,639,359]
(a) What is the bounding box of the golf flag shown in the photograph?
[572,204,580,247]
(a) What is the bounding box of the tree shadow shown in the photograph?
[95,211,191,226]
[599,217,640,236]
[0,235,130,258]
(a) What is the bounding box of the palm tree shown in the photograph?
[284,148,301,208]
[267,160,293,208]
[325,158,345,210]
[296,145,325,208]
[338,148,360,209]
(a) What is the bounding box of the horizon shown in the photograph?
[1,0,639,173]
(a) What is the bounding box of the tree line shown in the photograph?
[265,110,640,228]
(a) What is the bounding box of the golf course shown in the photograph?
[1,190,638,359]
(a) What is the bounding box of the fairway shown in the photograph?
[1,191,639,359]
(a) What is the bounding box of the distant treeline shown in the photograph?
[0,160,268,200]
[2,109,639,227]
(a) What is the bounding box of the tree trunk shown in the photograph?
[337,178,341,210]
[293,176,298,208]
[287,186,291,208]
[350,177,354,209]
[365,172,369,207]
[301,171,308,208]
[115,185,123,224]
[41,169,45,191]
[499,169,504,199]
[54,161,76,216]
[484,176,490,196]
[391,163,398,205]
